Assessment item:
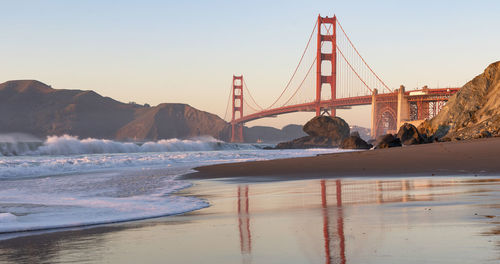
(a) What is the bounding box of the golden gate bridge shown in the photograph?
[224,15,459,142]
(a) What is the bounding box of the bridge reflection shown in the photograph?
[237,181,347,264]
[237,186,252,263]
[322,179,346,264]
[236,178,446,263]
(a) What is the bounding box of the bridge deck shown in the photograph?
[232,88,460,124]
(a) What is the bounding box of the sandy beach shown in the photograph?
[186,137,500,180]
[0,176,498,263]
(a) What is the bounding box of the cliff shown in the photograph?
[419,61,500,140]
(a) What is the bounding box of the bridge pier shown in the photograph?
[397,85,410,128]
[370,89,378,139]
[370,85,457,139]
[315,15,337,117]
[231,75,244,143]
[231,123,244,143]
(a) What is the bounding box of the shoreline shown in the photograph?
[184,137,500,180]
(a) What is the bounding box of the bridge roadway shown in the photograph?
[232,96,371,124]
[231,88,459,125]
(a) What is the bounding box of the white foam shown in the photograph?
[0,174,208,234]
[30,135,256,156]
[0,213,17,223]
[0,146,348,180]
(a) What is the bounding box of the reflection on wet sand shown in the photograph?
[0,177,498,263]
[321,179,346,264]
[238,185,252,264]
[234,178,499,263]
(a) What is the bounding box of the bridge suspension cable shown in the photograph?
[265,18,319,109]
[243,79,265,111]
[243,96,262,113]
[336,45,372,93]
[336,18,392,93]
[223,83,232,121]
[281,57,317,107]
[276,23,334,108]
[226,14,394,125]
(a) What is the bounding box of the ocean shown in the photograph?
[0,135,346,237]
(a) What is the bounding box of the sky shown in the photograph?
[1,0,499,129]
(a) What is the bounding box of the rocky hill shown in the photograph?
[0,80,230,140]
[419,61,500,140]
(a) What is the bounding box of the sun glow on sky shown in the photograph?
[1,0,499,128]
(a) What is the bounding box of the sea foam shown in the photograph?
[0,134,258,156]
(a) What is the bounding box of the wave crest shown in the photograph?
[1,135,256,156]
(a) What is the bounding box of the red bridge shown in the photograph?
[225,15,459,142]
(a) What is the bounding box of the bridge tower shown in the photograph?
[231,75,244,143]
[316,15,337,116]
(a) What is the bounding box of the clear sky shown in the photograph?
[1,0,499,128]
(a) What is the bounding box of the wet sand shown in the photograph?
[0,177,498,263]
[186,137,500,180]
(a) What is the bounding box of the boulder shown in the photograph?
[374,134,402,149]
[274,136,334,149]
[397,123,425,145]
[340,134,373,149]
[303,116,350,145]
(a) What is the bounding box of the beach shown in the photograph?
[0,138,499,263]
[186,137,500,180]
[0,176,498,263]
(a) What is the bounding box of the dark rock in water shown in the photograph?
[340,134,372,149]
[274,136,334,149]
[397,123,425,145]
[303,116,350,145]
[375,134,402,149]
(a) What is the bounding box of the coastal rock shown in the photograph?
[374,134,402,149]
[303,116,350,145]
[397,123,425,145]
[273,116,351,149]
[350,125,371,141]
[418,61,500,140]
[340,134,373,149]
[274,136,334,149]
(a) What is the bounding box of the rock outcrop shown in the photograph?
[274,116,350,149]
[418,61,500,140]
[303,116,350,145]
[340,132,373,149]
[374,134,402,149]
[275,136,335,149]
[397,123,426,145]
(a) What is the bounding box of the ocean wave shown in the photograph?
[0,175,209,234]
[0,135,258,156]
